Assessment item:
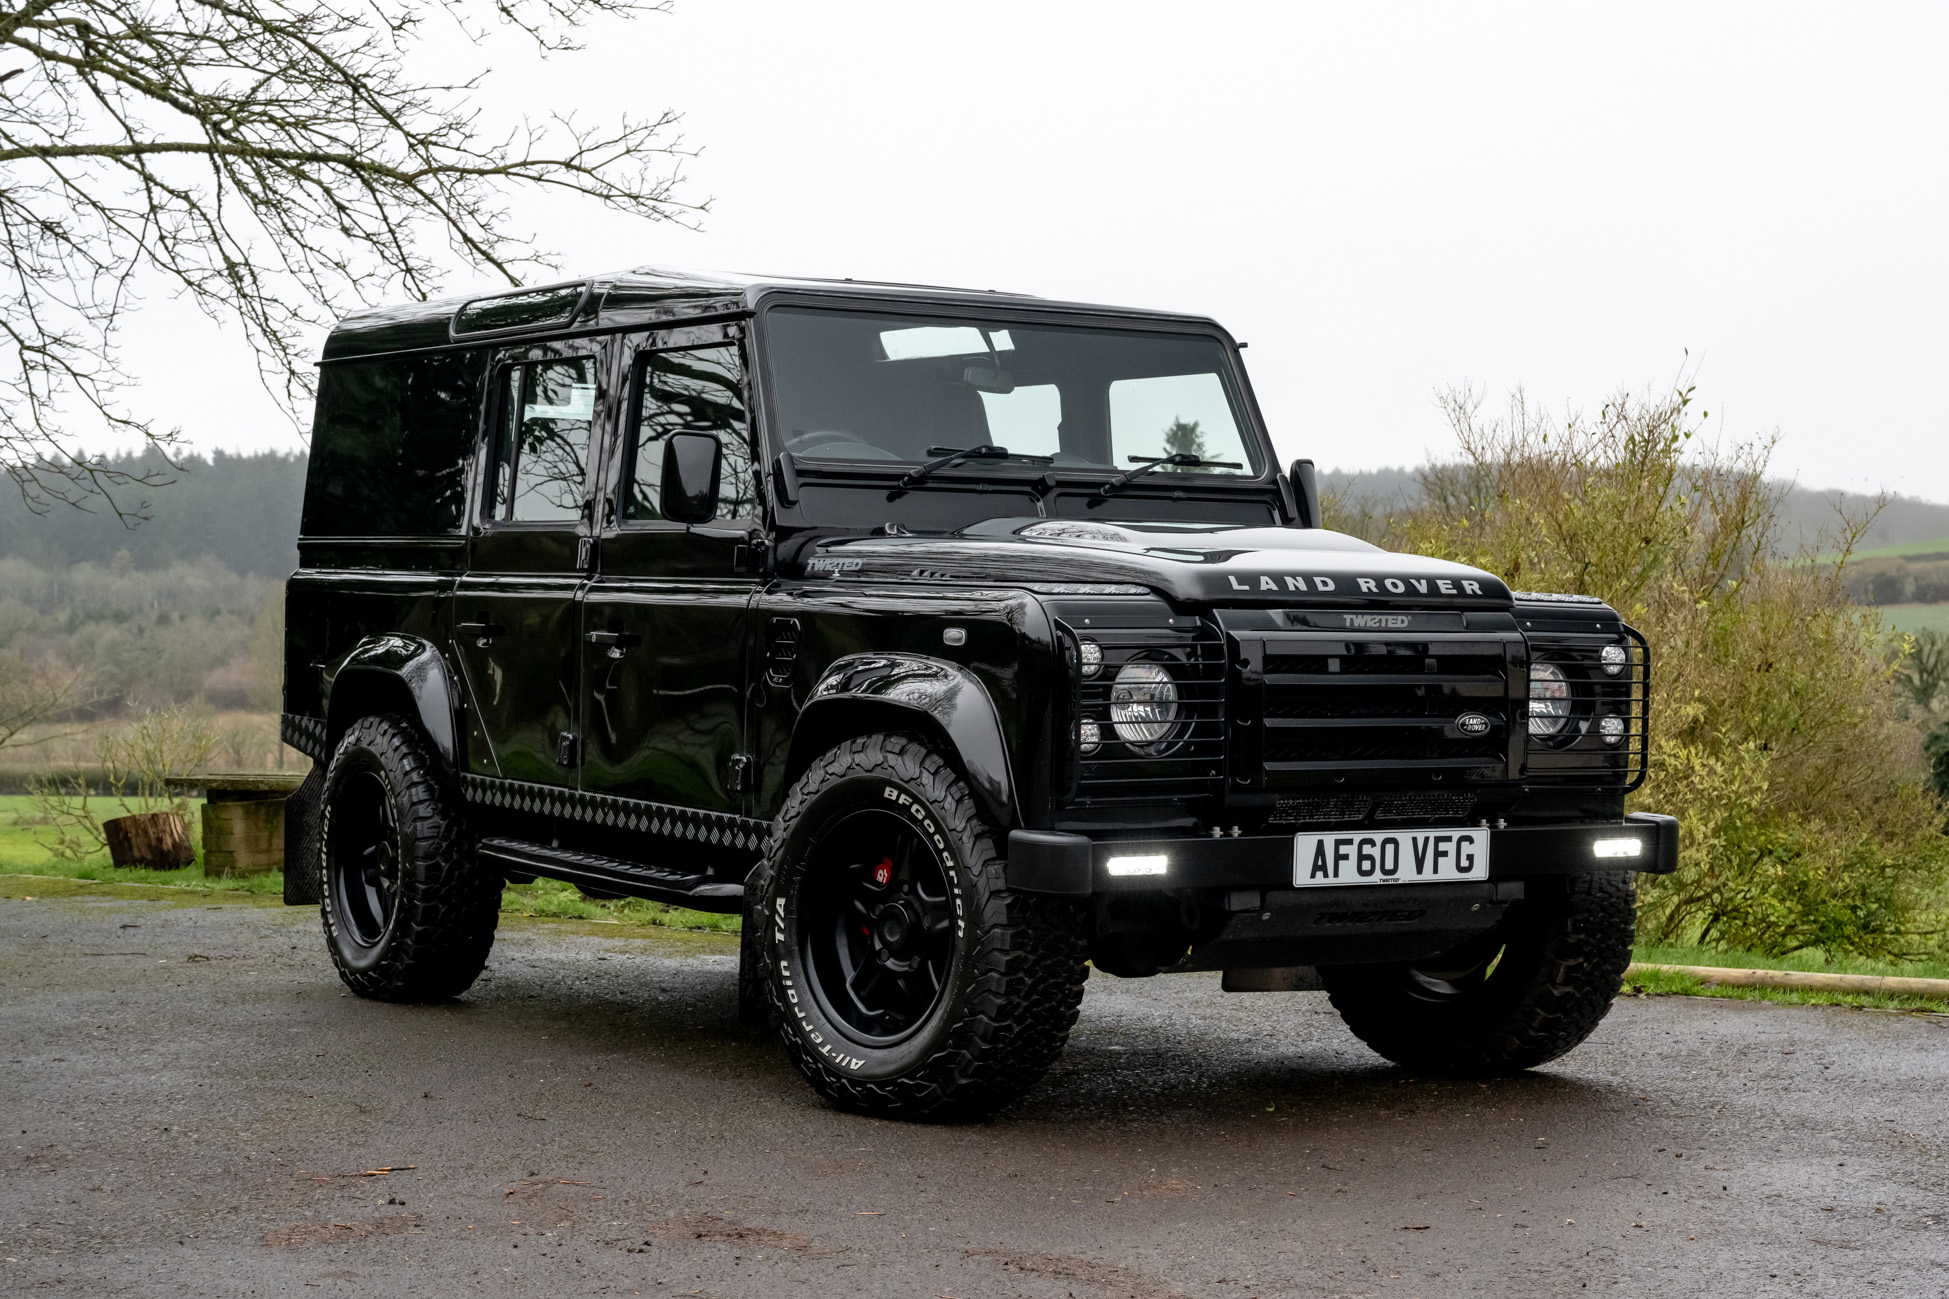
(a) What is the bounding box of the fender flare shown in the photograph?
[793,653,1018,829]
[323,633,463,769]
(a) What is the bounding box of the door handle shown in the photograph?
[458,617,507,646]
[587,629,643,653]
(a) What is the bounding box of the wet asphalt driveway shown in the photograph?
[1,887,1944,1298]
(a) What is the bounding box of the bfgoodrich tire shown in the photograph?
[1319,871,1636,1075]
[319,714,500,1002]
[760,733,1088,1120]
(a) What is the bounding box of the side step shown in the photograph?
[476,837,745,913]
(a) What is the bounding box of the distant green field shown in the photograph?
[1879,603,1949,636]
[1835,534,1949,563]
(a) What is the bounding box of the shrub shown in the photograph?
[1329,383,1949,958]
[31,707,215,861]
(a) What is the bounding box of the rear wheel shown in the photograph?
[1320,871,1636,1074]
[760,733,1088,1119]
[320,714,499,1002]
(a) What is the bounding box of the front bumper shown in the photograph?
[1005,812,1678,897]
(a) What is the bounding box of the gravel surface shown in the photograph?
[2,887,1944,1297]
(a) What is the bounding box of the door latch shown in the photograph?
[458,615,507,647]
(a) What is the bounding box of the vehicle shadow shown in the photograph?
[432,945,1625,1131]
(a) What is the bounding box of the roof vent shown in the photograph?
[451,282,590,337]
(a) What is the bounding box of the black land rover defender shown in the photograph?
[283,268,1674,1119]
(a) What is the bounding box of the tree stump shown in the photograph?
[102,812,196,870]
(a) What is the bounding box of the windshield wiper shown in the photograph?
[899,444,1049,489]
[1096,452,1244,498]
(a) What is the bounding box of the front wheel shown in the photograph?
[1320,871,1636,1075]
[760,733,1088,1119]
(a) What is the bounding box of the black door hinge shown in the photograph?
[726,753,752,793]
[556,731,583,767]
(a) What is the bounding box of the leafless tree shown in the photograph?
[0,0,698,517]
[0,648,91,755]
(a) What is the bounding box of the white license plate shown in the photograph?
[1292,828,1491,887]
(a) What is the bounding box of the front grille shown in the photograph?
[1373,791,1478,822]
[1270,794,1374,824]
[1250,634,1519,779]
[1067,621,1226,806]
[1314,908,1427,926]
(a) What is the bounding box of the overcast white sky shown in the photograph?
[118,1,1949,499]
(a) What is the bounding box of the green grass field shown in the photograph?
[1878,603,1949,636]
[1837,535,1949,562]
[0,794,734,929]
[1629,941,1949,1013]
[5,795,1944,994]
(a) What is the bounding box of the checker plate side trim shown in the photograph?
[281,713,329,760]
[460,773,771,854]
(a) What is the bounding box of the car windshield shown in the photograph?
[763,307,1264,480]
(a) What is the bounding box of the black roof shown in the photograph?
[319,266,1226,363]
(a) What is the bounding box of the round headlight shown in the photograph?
[1528,661,1572,737]
[1600,644,1629,676]
[1110,661,1179,746]
[1078,718,1102,754]
[1078,640,1102,678]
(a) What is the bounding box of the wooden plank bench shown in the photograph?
[164,772,308,878]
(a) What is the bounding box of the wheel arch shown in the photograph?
[785,654,1018,830]
[323,634,463,770]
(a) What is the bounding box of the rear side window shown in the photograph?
[624,344,756,522]
[302,352,483,536]
[485,359,598,522]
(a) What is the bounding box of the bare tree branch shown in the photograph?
[0,0,699,514]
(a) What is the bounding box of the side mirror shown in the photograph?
[1289,458,1321,528]
[662,432,722,523]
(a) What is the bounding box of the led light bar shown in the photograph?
[1105,854,1169,877]
[1593,838,1642,859]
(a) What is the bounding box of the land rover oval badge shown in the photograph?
[1455,711,1493,737]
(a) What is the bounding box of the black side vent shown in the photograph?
[766,617,801,686]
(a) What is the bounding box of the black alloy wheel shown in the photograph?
[799,807,957,1044]
[1396,927,1508,1003]
[1319,871,1636,1075]
[327,768,402,950]
[757,732,1091,1119]
[318,714,500,1002]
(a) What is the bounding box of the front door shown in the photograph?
[581,327,761,813]
[451,343,604,785]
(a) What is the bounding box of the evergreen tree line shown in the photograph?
[0,449,305,578]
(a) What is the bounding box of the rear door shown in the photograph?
[451,342,605,785]
[580,325,761,813]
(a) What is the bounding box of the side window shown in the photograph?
[303,351,482,536]
[486,359,597,522]
[624,344,755,522]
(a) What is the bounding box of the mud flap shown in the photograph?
[283,762,325,905]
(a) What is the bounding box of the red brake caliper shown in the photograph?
[865,856,893,936]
